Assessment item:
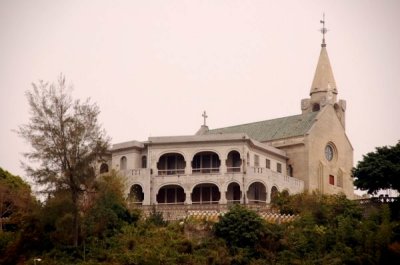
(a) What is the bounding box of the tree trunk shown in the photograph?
[72,189,79,247]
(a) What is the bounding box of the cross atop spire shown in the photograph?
[320,13,328,47]
[202,111,208,126]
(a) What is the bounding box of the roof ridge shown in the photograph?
[206,112,318,142]
[209,113,309,132]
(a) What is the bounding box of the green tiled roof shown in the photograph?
[207,112,318,142]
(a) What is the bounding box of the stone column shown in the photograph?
[266,188,271,203]
[185,190,192,204]
[220,156,227,174]
[219,189,227,204]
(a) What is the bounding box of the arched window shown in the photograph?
[120,156,127,171]
[192,151,220,173]
[226,151,241,173]
[141,156,147,168]
[100,163,109,174]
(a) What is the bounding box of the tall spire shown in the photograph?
[302,15,345,122]
[310,14,337,96]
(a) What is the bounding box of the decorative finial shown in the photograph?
[320,13,328,47]
[202,111,208,126]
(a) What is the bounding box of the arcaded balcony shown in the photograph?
[192,151,221,174]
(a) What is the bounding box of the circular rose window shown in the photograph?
[325,144,334,161]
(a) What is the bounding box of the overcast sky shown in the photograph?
[1,0,399,185]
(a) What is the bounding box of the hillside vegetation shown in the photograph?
[1,167,400,265]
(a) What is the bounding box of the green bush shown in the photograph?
[214,205,265,249]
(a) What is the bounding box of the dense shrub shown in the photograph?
[214,205,265,249]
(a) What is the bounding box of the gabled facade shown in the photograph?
[99,29,355,204]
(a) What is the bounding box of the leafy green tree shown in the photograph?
[17,75,109,247]
[83,171,135,240]
[214,205,265,249]
[353,141,400,194]
[0,167,34,232]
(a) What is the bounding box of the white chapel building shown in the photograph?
[99,27,355,205]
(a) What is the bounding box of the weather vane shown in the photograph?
[320,13,328,47]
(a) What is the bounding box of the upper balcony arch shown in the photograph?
[157,152,186,175]
[191,151,221,174]
[226,150,242,173]
[156,150,188,163]
[188,148,223,161]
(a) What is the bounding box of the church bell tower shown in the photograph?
[301,15,346,128]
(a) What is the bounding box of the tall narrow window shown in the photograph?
[329,175,335,185]
[141,156,147,168]
[254,155,260,167]
[287,165,293,177]
[120,156,127,171]
[337,170,343,188]
[277,162,282,173]
[266,159,271,169]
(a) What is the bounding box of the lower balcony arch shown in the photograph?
[270,186,279,203]
[226,150,242,173]
[191,183,220,204]
[247,182,267,204]
[156,185,185,204]
[99,163,109,174]
[157,153,186,175]
[127,184,144,205]
[226,182,242,204]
